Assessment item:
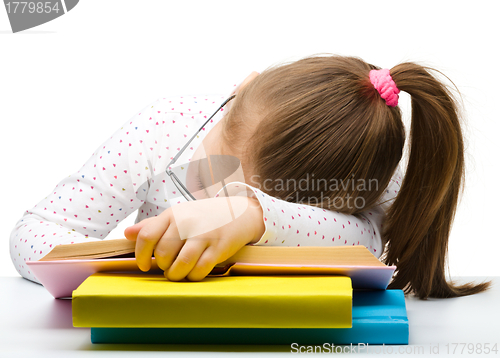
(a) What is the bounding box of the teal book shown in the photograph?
[90,289,408,345]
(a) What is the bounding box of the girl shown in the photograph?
[10,54,491,300]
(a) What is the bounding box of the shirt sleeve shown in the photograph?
[9,98,166,285]
[214,165,403,259]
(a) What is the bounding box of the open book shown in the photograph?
[38,238,383,265]
[27,238,396,298]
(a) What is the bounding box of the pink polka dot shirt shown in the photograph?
[9,93,402,285]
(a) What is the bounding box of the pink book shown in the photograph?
[27,257,162,298]
[26,257,396,299]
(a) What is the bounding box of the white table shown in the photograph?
[1,276,499,357]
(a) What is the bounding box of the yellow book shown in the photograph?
[72,273,352,329]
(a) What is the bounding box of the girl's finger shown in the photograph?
[124,217,155,241]
[165,238,208,281]
[186,245,219,282]
[135,214,172,272]
[154,224,185,272]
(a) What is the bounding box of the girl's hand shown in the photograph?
[124,196,265,281]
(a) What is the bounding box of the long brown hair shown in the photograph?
[221,54,491,299]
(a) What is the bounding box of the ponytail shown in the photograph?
[381,63,491,299]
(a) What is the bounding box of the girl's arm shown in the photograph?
[9,96,185,284]
[214,165,403,259]
[126,170,402,282]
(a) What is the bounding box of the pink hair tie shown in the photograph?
[369,69,400,107]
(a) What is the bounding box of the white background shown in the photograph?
[1,1,498,278]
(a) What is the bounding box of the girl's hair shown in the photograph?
[221,54,492,300]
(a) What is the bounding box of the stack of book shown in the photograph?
[27,239,409,345]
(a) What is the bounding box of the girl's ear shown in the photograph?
[232,71,260,96]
